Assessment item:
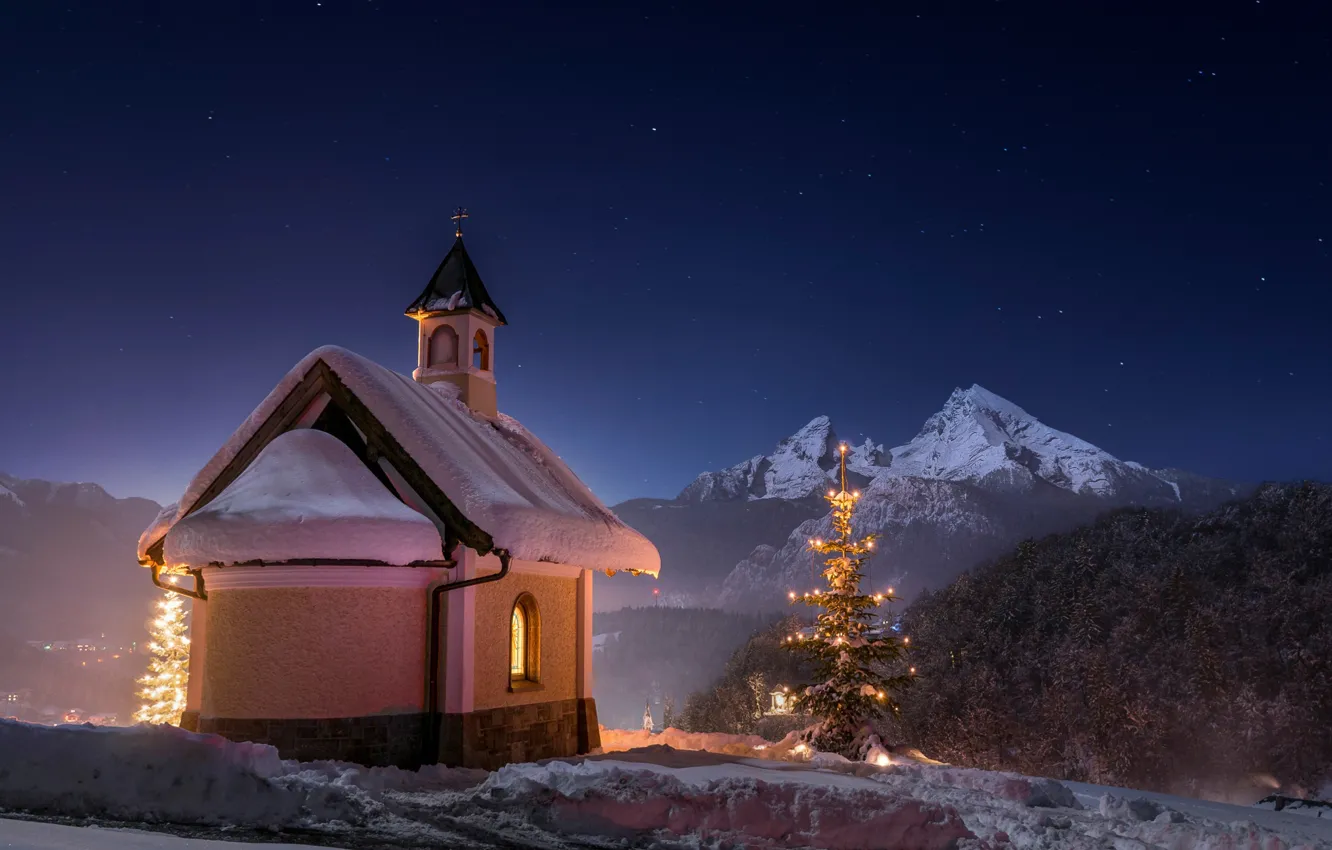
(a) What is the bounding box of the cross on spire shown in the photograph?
[451,207,469,238]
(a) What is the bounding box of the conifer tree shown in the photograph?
[785,443,911,755]
[134,589,190,725]
[662,695,678,730]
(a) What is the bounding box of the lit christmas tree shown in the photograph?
[133,586,190,725]
[785,443,911,756]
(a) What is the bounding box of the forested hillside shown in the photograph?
[680,483,1332,800]
[897,482,1332,798]
[677,615,811,740]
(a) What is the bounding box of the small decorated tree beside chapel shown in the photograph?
[785,442,911,756]
[133,587,190,725]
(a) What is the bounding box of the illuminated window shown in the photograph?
[473,329,490,371]
[509,594,539,685]
[510,607,525,677]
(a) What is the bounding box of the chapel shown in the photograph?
[135,214,660,769]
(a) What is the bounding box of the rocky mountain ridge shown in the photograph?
[681,385,1224,508]
[608,385,1245,611]
[0,473,162,641]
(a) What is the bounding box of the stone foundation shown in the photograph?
[577,697,600,753]
[192,700,599,770]
[199,712,430,769]
[439,697,600,770]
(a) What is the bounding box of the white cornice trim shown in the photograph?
[202,565,445,590]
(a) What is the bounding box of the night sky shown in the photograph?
[2,2,1329,508]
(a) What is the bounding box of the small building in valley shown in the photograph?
[136,217,660,769]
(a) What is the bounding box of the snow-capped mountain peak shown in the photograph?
[886,383,1136,495]
[653,385,1245,611]
[953,383,1034,420]
[681,384,1208,505]
[0,473,120,511]
[678,416,887,502]
[774,415,836,465]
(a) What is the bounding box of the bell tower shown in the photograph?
[405,209,508,417]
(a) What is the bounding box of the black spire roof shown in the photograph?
[404,236,508,324]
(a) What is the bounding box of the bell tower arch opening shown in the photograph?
[472,329,490,372]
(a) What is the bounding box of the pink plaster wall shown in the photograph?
[472,571,577,710]
[201,587,426,719]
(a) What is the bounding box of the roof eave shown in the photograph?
[403,305,509,326]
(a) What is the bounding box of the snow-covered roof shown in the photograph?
[164,429,443,566]
[139,345,659,576]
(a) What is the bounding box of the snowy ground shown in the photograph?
[0,818,314,850]
[2,719,1329,850]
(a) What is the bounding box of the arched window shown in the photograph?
[428,325,458,367]
[473,329,490,371]
[509,607,525,676]
[509,593,539,685]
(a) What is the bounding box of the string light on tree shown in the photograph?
[785,442,912,756]
[133,579,190,726]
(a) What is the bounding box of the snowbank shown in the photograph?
[0,720,480,829]
[3,720,1329,849]
[164,429,442,566]
[0,819,313,850]
[480,758,973,850]
[871,763,1332,850]
[595,729,1331,848]
[600,725,776,757]
[600,725,938,766]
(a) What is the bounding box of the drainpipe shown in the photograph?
[425,546,511,764]
[151,563,207,601]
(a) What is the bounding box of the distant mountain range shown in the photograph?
[1,385,1250,622]
[601,385,1246,611]
[0,474,161,642]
